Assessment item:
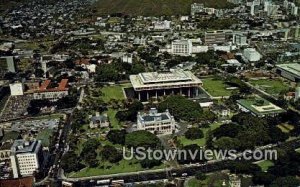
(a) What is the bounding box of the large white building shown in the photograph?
[9,82,24,96]
[243,48,261,62]
[130,70,202,101]
[137,108,177,135]
[171,40,193,56]
[10,140,43,178]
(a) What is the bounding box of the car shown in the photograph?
[182,173,188,177]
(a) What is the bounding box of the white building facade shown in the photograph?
[243,48,261,62]
[10,140,43,178]
[171,40,193,56]
[137,108,177,135]
[9,82,24,96]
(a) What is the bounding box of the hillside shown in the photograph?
[93,0,235,16]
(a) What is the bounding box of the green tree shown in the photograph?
[195,171,207,181]
[158,95,203,122]
[100,145,122,163]
[107,129,127,145]
[213,137,240,150]
[184,127,204,140]
[125,130,161,148]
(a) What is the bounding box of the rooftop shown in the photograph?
[140,71,192,84]
[138,108,173,125]
[237,98,285,116]
[276,63,300,77]
[38,79,69,92]
[130,70,202,89]
[11,140,41,154]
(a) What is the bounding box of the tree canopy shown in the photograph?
[125,130,161,148]
[158,95,203,122]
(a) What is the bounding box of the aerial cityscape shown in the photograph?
[0,0,300,186]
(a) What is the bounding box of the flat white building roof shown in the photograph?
[130,70,202,91]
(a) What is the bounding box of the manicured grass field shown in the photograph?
[256,160,274,172]
[100,84,130,102]
[249,79,289,96]
[107,108,122,129]
[187,172,229,187]
[36,128,53,147]
[179,122,222,147]
[187,178,206,187]
[202,78,233,97]
[69,159,164,177]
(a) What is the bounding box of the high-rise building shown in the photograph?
[171,40,193,56]
[233,34,248,46]
[295,87,300,101]
[10,140,43,178]
[205,30,226,45]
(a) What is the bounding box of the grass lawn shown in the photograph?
[68,159,164,177]
[179,122,222,147]
[36,128,53,147]
[202,78,233,97]
[0,131,20,143]
[187,178,207,187]
[249,79,289,96]
[187,172,229,187]
[107,108,123,129]
[31,113,64,120]
[100,84,130,102]
[256,160,274,172]
[277,123,294,133]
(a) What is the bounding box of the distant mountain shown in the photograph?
[93,0,235,16]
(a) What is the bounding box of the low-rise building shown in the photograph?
[191,3,204,16]
[0,142,12,161]
[33,79,69,101]
[237,98,285,117]
[243,48,261,62]
[276,63,300,82]
[130,70,202,101]
[136,108,177,135]
[153,20,171,30]
[89,112,109,129]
